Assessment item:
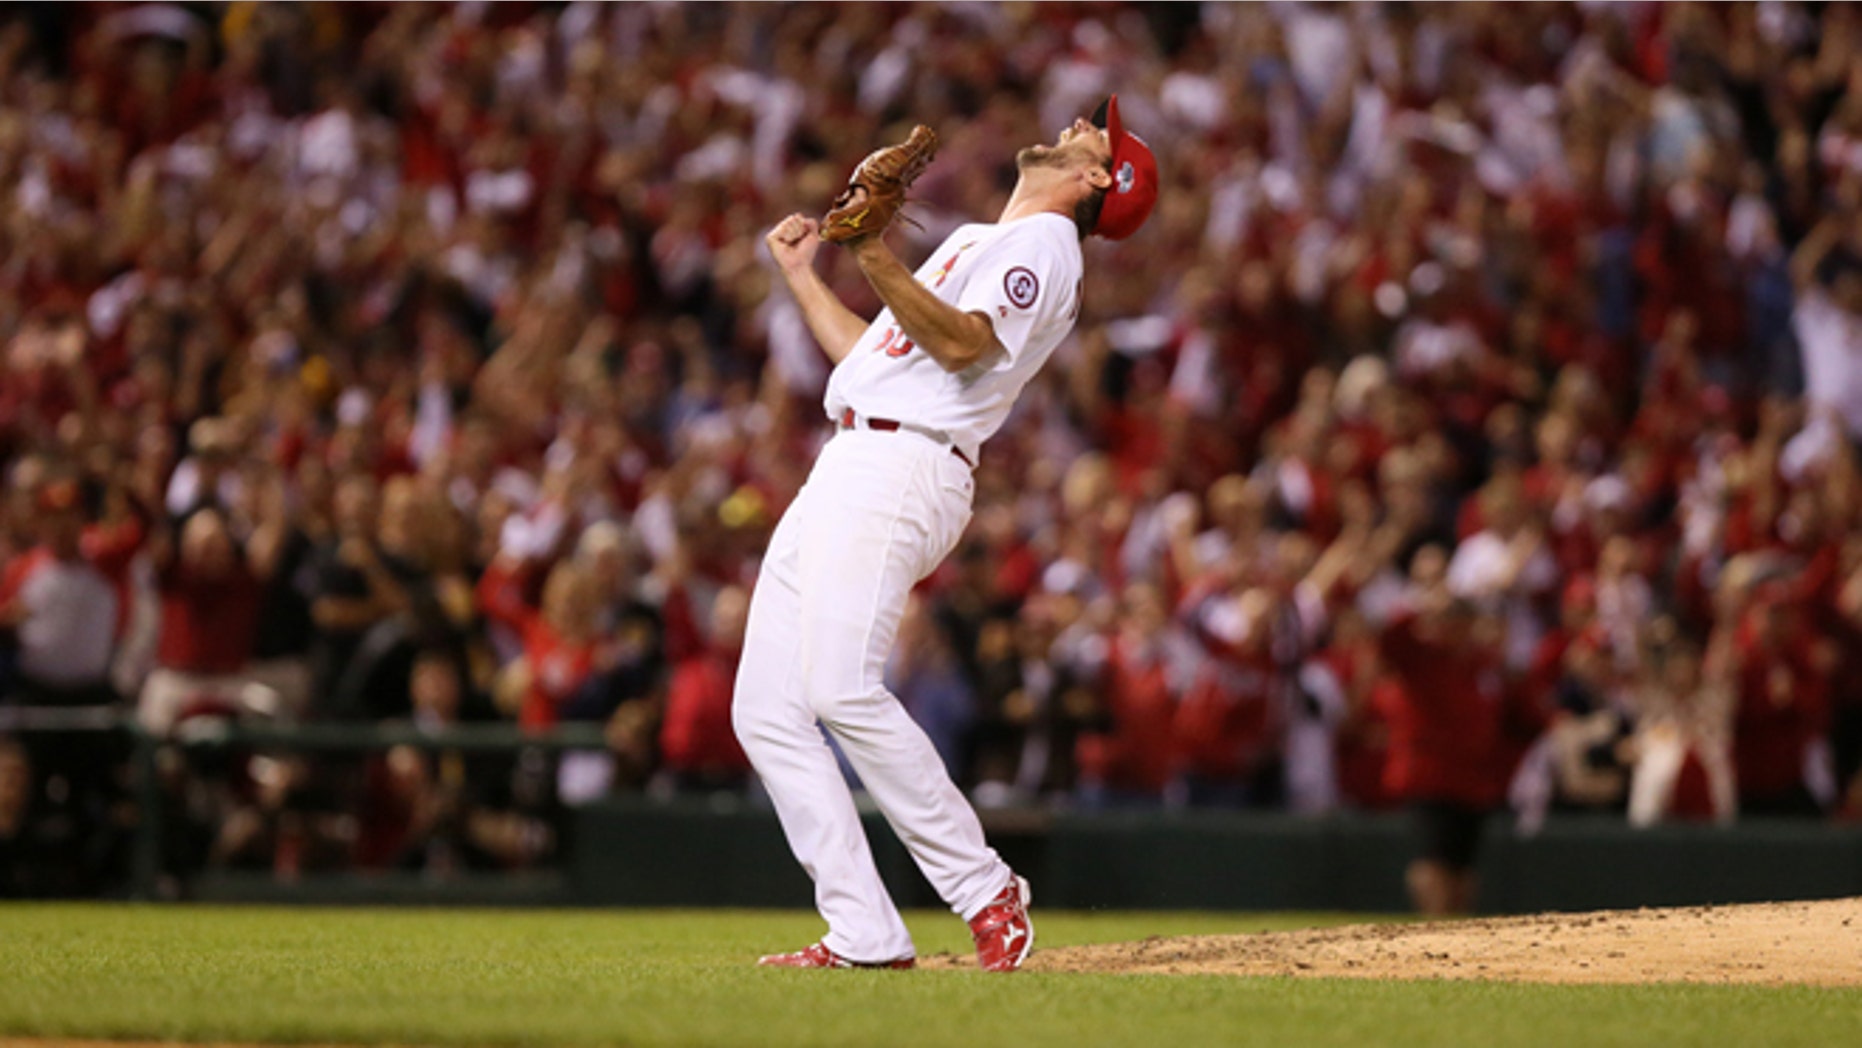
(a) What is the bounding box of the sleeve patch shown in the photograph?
[1004,266,1040,310]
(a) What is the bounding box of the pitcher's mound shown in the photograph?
[929,898,1862,985]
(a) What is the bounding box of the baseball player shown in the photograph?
[737,97,1158,971]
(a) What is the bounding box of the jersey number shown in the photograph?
[875,326,916,358]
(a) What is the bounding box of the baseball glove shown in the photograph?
[820,125,939,245]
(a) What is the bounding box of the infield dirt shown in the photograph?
[927,897,1862,985]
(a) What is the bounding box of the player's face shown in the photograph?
[1017,117,1112,173]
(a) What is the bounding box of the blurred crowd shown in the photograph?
[6,1,1862,892]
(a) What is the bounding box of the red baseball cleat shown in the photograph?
[756,942,915,970]
[968,874,1034,972]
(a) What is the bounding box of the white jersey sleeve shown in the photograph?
[955,221,1083,369]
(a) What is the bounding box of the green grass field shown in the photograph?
[2,905,1858,1047]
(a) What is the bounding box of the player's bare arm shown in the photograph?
[767,213,868,364]
[847,236,1005,373]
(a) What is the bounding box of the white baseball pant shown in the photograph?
[733,427,1012,963]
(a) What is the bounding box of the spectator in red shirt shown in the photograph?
[485,559,603,732]
[1174,587,1283,807]
[1375,553,1511,917]
[657,584,751,792]
[1724,587,1831,816]
[1075,583,1195,807]
[1326,608,1396,812]
[137,508,270,734]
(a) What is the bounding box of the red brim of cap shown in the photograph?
[1090,95,1158,241]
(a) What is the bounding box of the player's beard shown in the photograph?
[1016,144,1068,170]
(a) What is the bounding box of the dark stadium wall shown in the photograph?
[566,803,1862,915]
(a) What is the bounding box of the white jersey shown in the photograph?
[823,212,1084,460]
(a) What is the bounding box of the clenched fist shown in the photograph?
[766,213,822,275]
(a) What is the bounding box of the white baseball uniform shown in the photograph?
[733,212,1083,962]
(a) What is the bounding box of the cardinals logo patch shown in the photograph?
[1004,267,1039,309]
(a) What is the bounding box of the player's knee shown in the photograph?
[796,633,887,708]
[808,685,892,727]
[731,693,796,753]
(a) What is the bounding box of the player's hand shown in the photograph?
[766,213,822,275]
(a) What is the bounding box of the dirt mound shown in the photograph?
[928,898,1862,985]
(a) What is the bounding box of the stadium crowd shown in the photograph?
[5,2,1862,897]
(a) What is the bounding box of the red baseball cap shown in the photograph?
[1090,95,1159,241]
